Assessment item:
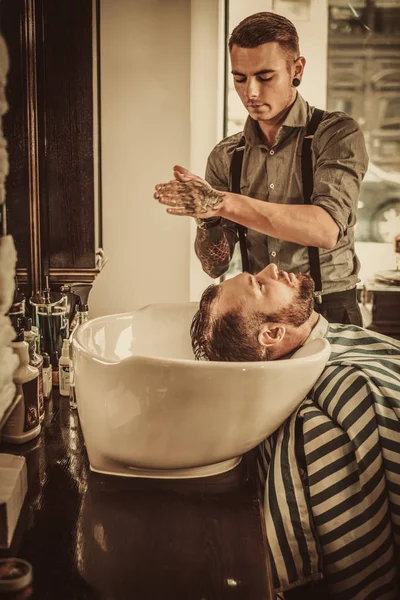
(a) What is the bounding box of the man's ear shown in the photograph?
[258,323,286,348]
[293,55,306,80]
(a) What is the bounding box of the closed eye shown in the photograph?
[234,76,273,83]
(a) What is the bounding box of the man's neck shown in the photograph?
[257,94,297,147]
[258,123,281,148]
[296,311,320,346]
[272,311,320,360]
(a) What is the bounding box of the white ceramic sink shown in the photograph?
[72,302,330,478]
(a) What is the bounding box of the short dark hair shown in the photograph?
[228,11,299,59]
[190,284,268,362]
[190,274,315,362]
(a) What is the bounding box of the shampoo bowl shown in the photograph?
[73,303,331,479]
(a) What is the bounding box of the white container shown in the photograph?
[73,303,331,479]
[42,352,52,400]
[58,339,70,396]
[2,338,41,444]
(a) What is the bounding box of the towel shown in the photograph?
[0,35,9,209]
[0,345,18,390]
[0,236,16,314]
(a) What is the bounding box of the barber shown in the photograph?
[154,11,368,326]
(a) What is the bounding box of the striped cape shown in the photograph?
[258,324,400,599]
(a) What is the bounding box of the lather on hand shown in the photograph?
[154,165,224,219]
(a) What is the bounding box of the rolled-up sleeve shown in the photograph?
[311,115,369,239]
[193,142,239,278]
[204,141,239,249]
[205,142,231,191]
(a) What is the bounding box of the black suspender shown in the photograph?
[230,137,249,273]
[229,108,325,297]
[302,108,324,298]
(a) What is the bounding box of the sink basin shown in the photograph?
[72,302,330,478]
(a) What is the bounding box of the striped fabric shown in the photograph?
[258,324,400,598]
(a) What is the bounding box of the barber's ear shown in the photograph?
[258,323,286,348]
[293,55,306,81]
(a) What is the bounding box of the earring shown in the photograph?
[292,77,301,87]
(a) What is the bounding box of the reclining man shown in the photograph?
[191,263,400,599]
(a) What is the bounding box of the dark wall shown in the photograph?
[0,0,100,295]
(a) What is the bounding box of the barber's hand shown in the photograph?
[154,165,224,218]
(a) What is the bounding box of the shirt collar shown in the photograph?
[282,314,329,360]
[303,314,330,345]
[243,93,310,146]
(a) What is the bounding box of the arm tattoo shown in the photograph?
[178,180,224,215]
[195,225,231,277]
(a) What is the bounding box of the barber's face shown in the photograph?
[230,42,299,124]
[215,264,313,321]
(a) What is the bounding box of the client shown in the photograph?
[191,264,400,599]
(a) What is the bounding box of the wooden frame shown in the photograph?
[2,0,101,296]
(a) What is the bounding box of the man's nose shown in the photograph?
[257,264,279,280]
[245,78,260,99]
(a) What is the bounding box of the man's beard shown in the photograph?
[270,273,315,327]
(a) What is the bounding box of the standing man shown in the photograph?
[154,12,369,325]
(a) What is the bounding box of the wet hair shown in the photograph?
[190,275,314,362]
[228,11,300,61]
[190,284,269,362]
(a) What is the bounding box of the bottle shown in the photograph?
[51,350,59,388]
[7,279,26,332]
[67,289,89,410]
[69,369,77,410]
[58,339,70,396]
[32,324,45,422]
[2,330,41,444]
[395,233,400,271]
[41,352,52,400]
[17,318,44,423]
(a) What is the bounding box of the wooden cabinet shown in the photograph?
[1,0,101,297]
[361,283,400,340]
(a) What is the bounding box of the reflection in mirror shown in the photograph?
[327,0,400,251]
[0,0,101,298]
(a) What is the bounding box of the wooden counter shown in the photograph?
[0,392,275,600]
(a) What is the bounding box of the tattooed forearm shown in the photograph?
[176,180,224,215]
[195,226,231,277]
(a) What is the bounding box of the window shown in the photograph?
[328,1,400,243]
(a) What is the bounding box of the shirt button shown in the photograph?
[269,183,274,189]
[271,251,277,258]
[270,150,275,155]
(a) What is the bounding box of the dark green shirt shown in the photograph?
[196,93,369,295]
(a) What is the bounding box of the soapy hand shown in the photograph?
[154,165,225,218]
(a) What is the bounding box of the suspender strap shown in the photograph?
[230,108,325,284]
[302,108,325,297]
[230,137,250,273]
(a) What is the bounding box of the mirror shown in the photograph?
[0,0,101,297]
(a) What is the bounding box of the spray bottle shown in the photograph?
[58,339,71,396]
[60,283,92,409]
